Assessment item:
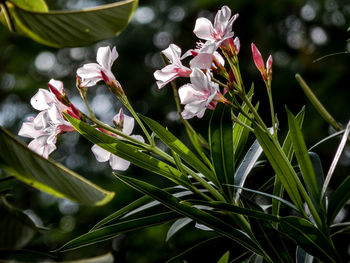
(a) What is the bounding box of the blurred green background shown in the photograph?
[0,0,349,262]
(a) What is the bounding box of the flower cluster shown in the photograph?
[154,5,273,119]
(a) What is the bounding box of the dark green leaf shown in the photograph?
[65,115,190,187]
[0,127,114,206]
[115,174,263,255]
[209,98,235,199]
[280,216,341,263]
[166,217,192,241]
[141,115,217,185]
[287,108,321,204]
[253,123,304,212]
[217,251,230,263]
[56,211,180,252]
[328,175,350,224]
[4,0,138,47]
[296,246,314,263]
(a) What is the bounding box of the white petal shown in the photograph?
[96,46,118,70]
[48,79,64,94]
[190,53,213,69]
[162,44,182,65]
[122,114,135,136]
[189,68,209,92]
[193,17,214,41]
[131,135,144,143]
[214,6,231,30]
[91,144,111,162]
[109,154,130,171]
[18,122,42,139]
[30,89,56,111]
[213,51,225,67]
[77,63,103,87]
[178,84,203,104]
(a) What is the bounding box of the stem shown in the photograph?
[0,1,15,32]
[81,92,96,119]
[266,82,277,138]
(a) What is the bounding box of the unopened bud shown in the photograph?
[113,108,124,130]
[233,37,240,55]
[251,43,267,81]
[266,55,273,81]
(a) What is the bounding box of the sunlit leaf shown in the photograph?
[217,251,230,263]
[166,217,192,241]
[0,127,114,206]
[2,0,138,47]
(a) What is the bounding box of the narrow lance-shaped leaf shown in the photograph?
[65,114,191,188]
[114,174,264,256]
[56,211,180,252]
[327,175,350,224]
[209,97,235,200]
[280,216,341,263]
[2,0,138,48]
[0,127,114,206]
[287,108,321,205]
[140,115,218,186]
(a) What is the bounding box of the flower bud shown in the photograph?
[266,55,273,81]
[233,37,240,55]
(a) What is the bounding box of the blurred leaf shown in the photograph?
[166,217,192,241]
[56,211,180,252]
[217,251,230,263]
[280,216,341,262]
[0,198,37,249]
[295,74,342,132]
[8,0,48,11]
[327,175,350,224]
[65,114,190,187]
[296,246,314,263]
[252,123,304,212]
[330,222,350,237]
[2,0,138,47]
[234,139,263,201]
[115,174,264,255]
[0,176,16,194]
[209,97,235,199]
[247,254,263,263]
[0,127,114,206]
[0,249,55,262]
[287,108,321,205]
[141,115,217,185]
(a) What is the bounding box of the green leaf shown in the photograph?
[272,107,304,221]
[252,123,304,212]
[8,0,48,11]
[56,211,180,252]
[242,199,293,263]
[217,251,230,263]
[209,98,235,199]
[0,198,37,249]
[287,108,321,205]
[65,114,190,187]
[280,216,341,263]
[188,200,279,222]
[327,175,350,224]
[115,174,263,255]
[233,84,255,160]
[166,217,192,241]
[140,115,217,185]
[4,0,138,47]
[0,127,114,206]
[0,176,16,194]
[234,139,263,201]
[296,247,314,263]
[91,187,196,231]
[308,152,324,195]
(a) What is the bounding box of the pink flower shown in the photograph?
[18,105,75,158]
[153,44,191,89]
[178,68,221,119]
[91,109,144,171]
[193,6,238,47]
[251,43,273,81]
[77,46,118,87]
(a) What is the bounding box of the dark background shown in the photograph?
[0,0,349,261]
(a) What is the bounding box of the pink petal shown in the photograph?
[190,53,213,69]
[96,46,118,70]
[91,144,111,162]
[18,122,43,139]
[213,5,232,30]
[162,44,182,65]
[251,43,265,71]
[178,84,202,104]
[193,17,215,41]
[48,79,64,95]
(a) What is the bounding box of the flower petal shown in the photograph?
[96,46,118,70]
[30,89,56,111]
[109,154,130,171]
[91,144,111,162]
[194,17,215,41]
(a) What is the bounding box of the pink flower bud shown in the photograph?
[251,43,265,72]
[233,37,240,54]
[266,55,273,80]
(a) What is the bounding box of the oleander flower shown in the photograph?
[91,109,144,171]
[18,105,75,158]
[77,46,118,87]
[178,68,221,119]
[193,6,238,47]
[251,43,273,81]
[153,44,192,89]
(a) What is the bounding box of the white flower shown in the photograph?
[77,46,118,87]
[153,44,191,89]
[193,6,238,47]
[18,105,74,158]
[91,109,144,171]
[178,68,220,119]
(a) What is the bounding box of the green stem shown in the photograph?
[266,82,277,138]
[0,1,15,32]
